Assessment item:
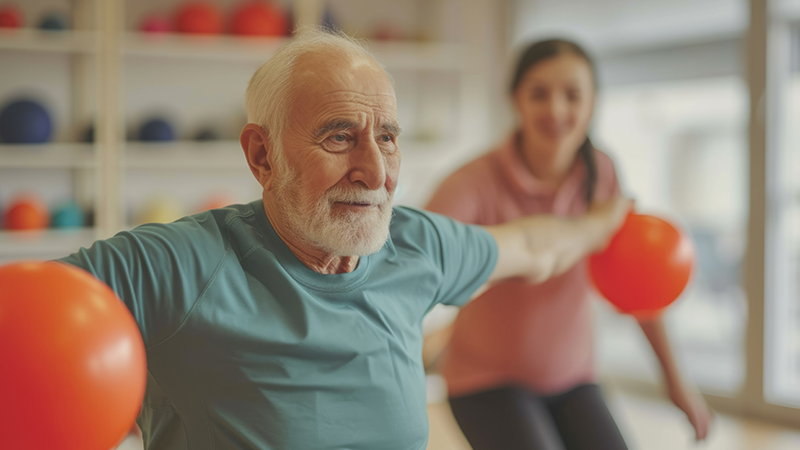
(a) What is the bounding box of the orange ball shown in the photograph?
[0,261,147,450]
[3,196,49,230]
[197,195,232,212]
[174,1,224,34]
[588,213,695,318]
[230,1,289,36]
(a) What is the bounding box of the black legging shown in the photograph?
[449,384,629,450]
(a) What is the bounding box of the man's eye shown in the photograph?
[379,135,393,142]
[332,134,347,142]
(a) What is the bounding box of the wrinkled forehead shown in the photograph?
[290,50,397,110]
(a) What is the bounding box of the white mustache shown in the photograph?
[327,187,391,206]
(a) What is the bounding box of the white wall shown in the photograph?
[512,0,747,53]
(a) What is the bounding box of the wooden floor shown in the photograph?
[426,389,800,450]
[115,388,800,450]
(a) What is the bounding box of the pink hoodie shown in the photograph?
[426,133,620,396]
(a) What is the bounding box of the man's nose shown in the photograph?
[348,137,386,190]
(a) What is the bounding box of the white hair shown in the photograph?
[244,27,380,158]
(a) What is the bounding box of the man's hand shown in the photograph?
[485,196,632,284]
[585,197,634,252]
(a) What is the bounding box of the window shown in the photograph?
[593,77,749,395]
[764,20,800,408]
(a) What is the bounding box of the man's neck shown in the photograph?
[263,200,360,275]
[280,233,360,274]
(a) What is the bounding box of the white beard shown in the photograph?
[272,165,393,257]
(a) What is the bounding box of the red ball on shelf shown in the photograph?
[0,4,23,28]
[3,196,49,230]
[230,1,289,37]
[174,1,224,35]
[140,13,171,33]
[373,20,406,41]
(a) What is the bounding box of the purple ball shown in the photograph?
[139,118,175,141]
[0,100,53,143]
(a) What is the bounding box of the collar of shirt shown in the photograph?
[495,131,587,212]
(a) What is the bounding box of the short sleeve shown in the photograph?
[416,209,498,307]
[58,213,228,347]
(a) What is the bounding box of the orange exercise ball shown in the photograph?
[197,194,233,213]
[588,213,695,318]
[0,261,147,450]
[3,195,49,230]
[230,1,289,36]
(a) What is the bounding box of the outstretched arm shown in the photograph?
[639,316,713,441]
[484,197,632,284]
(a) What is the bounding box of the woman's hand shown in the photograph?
[668,381,713,441]
[638,316,714,441]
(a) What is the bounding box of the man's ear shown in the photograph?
[240,123,275,188]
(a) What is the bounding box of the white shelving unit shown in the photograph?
[123,141,246,170]
[0,0,503,262]
[0,28,95,53]
[0,228,96,264]
[0,143,95,169]
[124,30,467,70]
[124,32,289,62]
[0,0,100,261]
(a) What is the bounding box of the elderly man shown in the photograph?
[62,29,629,450]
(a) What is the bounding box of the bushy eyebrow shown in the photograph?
[315,118,403,138]
[382,121,402,137]
[316,119,357,137]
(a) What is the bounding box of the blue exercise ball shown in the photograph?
[51,201,85,228]
[139,118,175,142]
[0,100,53,143]
[39,11,69,30]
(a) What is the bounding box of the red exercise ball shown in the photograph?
[0,4,23,28]
[174,1,224,35]
[588,213,695,318]
[230,1,289,36]
[3,196,49,230]
[0,261,147,450]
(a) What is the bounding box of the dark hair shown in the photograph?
[510,39,598,204]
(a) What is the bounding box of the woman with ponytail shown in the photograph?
[425,39,712,449]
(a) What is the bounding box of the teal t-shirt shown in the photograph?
[60,200,497,450]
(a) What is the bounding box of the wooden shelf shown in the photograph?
[123,32,466,70]
[124,32,288,62]
[0,144,95,169]
[123,141,247,170]
[0,140,460,172]
[0,228,97,260]
[0,28,95,54]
